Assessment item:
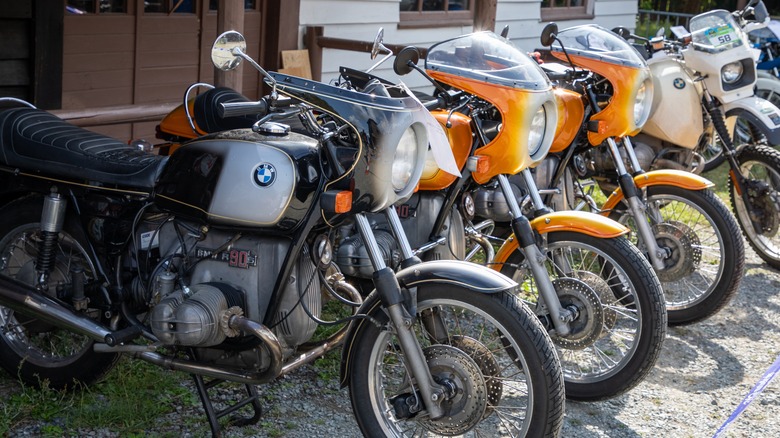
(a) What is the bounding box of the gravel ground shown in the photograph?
[4,243,780,438]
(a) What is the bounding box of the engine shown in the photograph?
[130,216,320,353]
[334,192,465,278]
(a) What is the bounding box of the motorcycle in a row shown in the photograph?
[0,1,777,437]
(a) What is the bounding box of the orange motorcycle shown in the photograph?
[391,31,666,401]
[511,23,745,326]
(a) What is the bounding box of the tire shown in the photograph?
[0,200,118,389]
[499,232,666,401]
[348,285,565,437]
[609,186,745,325]
[729,144,780,269]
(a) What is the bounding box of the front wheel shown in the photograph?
[729,144,780,269]
[610,186,745,325]
[348,285,565,437]
[500,232,667,401]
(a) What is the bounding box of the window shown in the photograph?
[66,0,127,14]
[145,0,195,13]
[209,1,259,11]
[541,0,594,21]
[400,0,474,28]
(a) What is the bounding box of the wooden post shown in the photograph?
[474,0,497,32]
[216,0,244,92]
[305,26,323,82]
[261,0,300,75]
[32,0,63,109]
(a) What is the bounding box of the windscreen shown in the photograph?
[689,9,745,53]
[425,32,550,90]
[552,25,645,68]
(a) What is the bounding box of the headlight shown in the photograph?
[528,106,546,155]
[392,126,418,191]
[633,79,652,127]
[721,61,743,84]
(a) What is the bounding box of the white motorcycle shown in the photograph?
[621,0,780,268]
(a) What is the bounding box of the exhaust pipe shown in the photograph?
[0,273,112,342]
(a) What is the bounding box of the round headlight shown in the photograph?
[392,126,418,191]
[528,106,546,155]
[721,61,743,84]
[633,80,652,127]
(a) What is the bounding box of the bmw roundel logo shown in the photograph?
[253,163,276,187]
[673,78,686,89]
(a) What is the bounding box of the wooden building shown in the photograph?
[1,0,637,144]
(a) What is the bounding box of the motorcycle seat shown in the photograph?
[0,107,167,191]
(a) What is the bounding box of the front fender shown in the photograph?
[600,170,714,213]
[723,96,780,145]
[339,260,518,387]
[491,211,628,270]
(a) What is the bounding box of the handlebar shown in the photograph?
[218,99,270,118]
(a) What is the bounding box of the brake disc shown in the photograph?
[550,277,604,350]
[653,221,701,282]
[449,335,502,418]
[569,271,617,330]
[419,344,487,436]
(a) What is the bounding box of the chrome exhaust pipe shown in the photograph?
[0,273,112,342]
[133,314,284,384]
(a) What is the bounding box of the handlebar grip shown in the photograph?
[218,100,269,118]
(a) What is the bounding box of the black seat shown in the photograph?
[0,107,167,190]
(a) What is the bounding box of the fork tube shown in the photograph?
[621,137,645,174]
[354,214,445,420]
[385,206,421,267]
[607,138,666,270]
[497,175,571,336]
[520,169,548,212]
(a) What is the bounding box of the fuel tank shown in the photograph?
[154,129,321,231]
[642,57,703,149]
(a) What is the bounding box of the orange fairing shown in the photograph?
[419,110,472,191]
[552,52,650,145]
[158,99,204,139]
[549,88,585,153]
[428,70,553,184]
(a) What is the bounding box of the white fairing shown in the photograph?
[643,56,704,149]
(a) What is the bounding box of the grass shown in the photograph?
[0,358,203,436]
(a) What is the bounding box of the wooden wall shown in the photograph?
[62,2,262,143]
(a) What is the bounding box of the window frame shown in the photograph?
[540,0,594,21]
[399,0,475,29]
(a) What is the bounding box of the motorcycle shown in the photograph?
[749,19,780,108]
[158,29,667,402]
[0,31,566,437]
[527,23,745,326]
[389,31,667,401]
[619,1,780,269]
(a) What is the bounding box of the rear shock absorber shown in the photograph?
[36,192,67,290]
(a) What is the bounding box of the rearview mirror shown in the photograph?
[211,31,247,71]
[540,23,558,47]
[371,28,386,60]
[611,26,631,40]
[393,46,420,76]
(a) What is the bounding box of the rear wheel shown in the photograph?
[729,144,780,269]
[610,186,744,325]
[349,285,565,437]
[0,200,118,389]
[499,232,666,401]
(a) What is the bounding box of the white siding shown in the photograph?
[299,0,638,89]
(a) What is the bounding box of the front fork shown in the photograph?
[703,96,766,234]
[497,174,573,336]
[354,212,446,420]
[606,137,668,271]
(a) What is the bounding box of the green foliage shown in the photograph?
[0,358,204,436]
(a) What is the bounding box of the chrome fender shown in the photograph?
[600,169,714,213]
[723,96,780,145]
[339,260,518,387]
[491,211,629,269]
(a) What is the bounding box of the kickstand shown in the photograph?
[191,373,263,438]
